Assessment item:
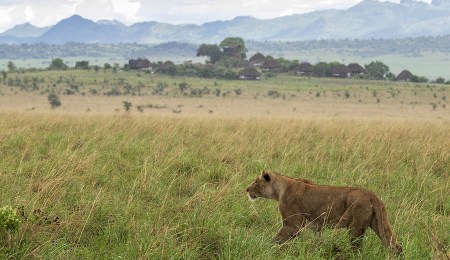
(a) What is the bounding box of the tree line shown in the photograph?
[3,36,449,84]
[1,35,450,60]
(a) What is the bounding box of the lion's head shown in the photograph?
[246,171,276,201]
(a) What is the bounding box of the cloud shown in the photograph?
[134,0,365,24]
[0,0,143,32]
[0,0,81,31]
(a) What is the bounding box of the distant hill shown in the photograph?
[1,22,50,38]
[1,0,450,44]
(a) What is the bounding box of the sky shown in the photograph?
[0,0,433,33]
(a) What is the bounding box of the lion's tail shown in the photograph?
[371,196,403,256]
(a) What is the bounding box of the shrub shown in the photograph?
[344,90,350,99]
[0,206,21,233]
[224,70,237,80]
[104,87,122,96]
[179,82,189,94]
[123,101,132,112]
[0,205,21,247]
[48,93,62,109]
[267,90,281,98]
[215,88,221,97]
[64,88,75,95]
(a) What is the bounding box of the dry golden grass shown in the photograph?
[0,70,449,121]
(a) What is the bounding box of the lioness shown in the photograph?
[246,171,402,255]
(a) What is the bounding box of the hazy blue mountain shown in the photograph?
[38,15,130,43]
[1,22,50,38]
[432,0,450,6]
[96,19,126,27]
[1,0,450,44]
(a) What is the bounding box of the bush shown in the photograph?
[123,101,132,112]
[0,206,21,234]
[224,70,237,80]
[344,90,350,99]
[267,90,281,98]
[48,93,62,109]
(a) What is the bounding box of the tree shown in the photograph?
[158,61,177,76]
[196,44,223,64]
[104,63,112,69]
[313,62,337,77]
[435,77,445,84]
[224,70,237,80]
[410,75,428,83]
[219,37,247,59]
[1,71,6,81]
[7,61,16,72]
[48,58,68,70]
[75,60,89,70]
[365,61,390,80]
[48,93,62,109]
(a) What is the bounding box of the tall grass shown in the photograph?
[0,112,448,259]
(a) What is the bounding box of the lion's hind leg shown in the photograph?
[349,226,367,250]
[347,197,373,251]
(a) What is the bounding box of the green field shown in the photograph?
[0,71,449,259]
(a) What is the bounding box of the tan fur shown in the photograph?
[246,171,402,255]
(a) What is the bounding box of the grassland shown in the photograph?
[0,70,449,120]
[0,71,449,259]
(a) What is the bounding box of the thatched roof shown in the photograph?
[129,58,152,69]
[239,67,261,77]
[331,64,351,75]
[347,63,366,74]
[295,62,313,72]
[263,59,282,70]
[163,60,175,67]
[249,52,266,64]
[395,70,413,81]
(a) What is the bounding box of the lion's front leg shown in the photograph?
[272,224,299,244]
[273,208,307,244]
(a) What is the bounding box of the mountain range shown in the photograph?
[1,0,450,44]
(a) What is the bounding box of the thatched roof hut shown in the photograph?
[395,70,413,81]
[249,52,266,67]
[347,63,366,74]
[129,58,152,70]
[294,62,313,76]
[163,60,175,68]
[262,59,283,72]
[331,64,351,78]
[239,67,261,80]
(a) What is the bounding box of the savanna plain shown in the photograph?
[0,70,449,259]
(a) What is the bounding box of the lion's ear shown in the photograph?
[263,173,271,182]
